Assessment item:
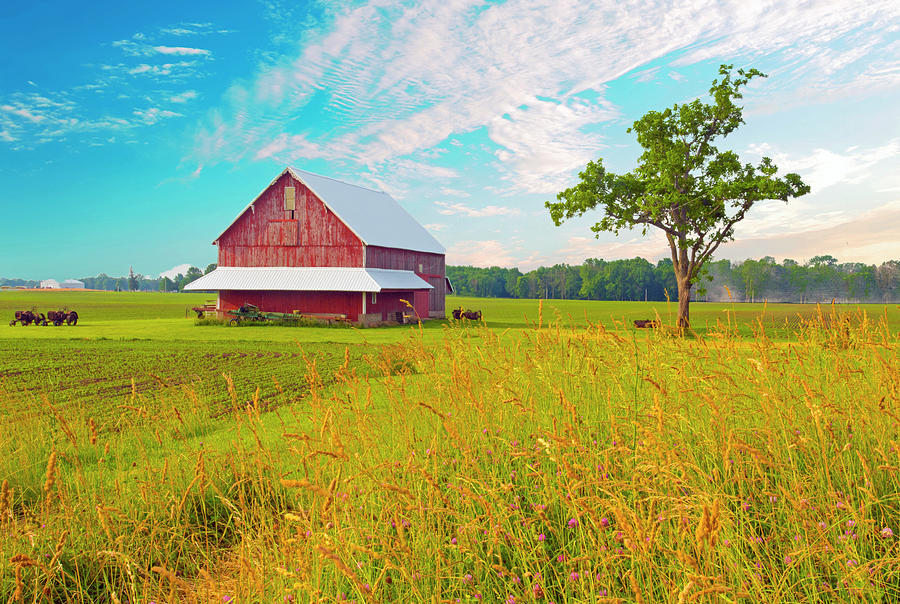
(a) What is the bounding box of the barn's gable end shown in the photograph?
[217,172,364,268]
[365,246,446,314]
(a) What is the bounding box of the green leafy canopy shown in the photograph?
[546,64,811,286]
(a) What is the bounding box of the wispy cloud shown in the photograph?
[119,61,201,78]
[113,37,211,57]
[717,200,900,263]
[440,187,471,198]
[160,22,233,37]
[435,201,520,218]
[447,240,521,267]
[0,21,225,148]
[746,139,900,193]
[152,46,211,56]
[133,107,182,125]
[193,0,900,196]
[168,90,199,103]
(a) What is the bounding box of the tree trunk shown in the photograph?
[677,276,691,328]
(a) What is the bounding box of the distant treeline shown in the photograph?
[1,264,217,292]
[447,255,900,303]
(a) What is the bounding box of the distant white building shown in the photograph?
[61,279,85,289]
[41,279,60,289]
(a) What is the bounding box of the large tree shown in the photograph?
[546,64,810,328]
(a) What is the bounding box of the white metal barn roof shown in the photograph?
[214,167,445,255]
[184,267,433,293]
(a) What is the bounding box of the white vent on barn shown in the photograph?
[284,186,296,211]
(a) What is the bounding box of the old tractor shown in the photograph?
[9,309,45,326]
[47,309,78,326]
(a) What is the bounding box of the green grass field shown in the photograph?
[1,290,898,602]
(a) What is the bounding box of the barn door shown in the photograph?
[413,290,429,320]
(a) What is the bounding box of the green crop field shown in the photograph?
[1,290,898,602]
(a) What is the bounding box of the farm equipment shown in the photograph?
[191,301,217,318]
[633,319,660,328]
[9,310,45,326]
[451,307,482,320]
[8,308,77,326]
[47,309,78,326]
[226,303,348,326]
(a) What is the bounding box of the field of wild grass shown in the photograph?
[1,293,899,602]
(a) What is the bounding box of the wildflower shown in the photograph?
[568,518,578,528]
[505,597,516,604]
[451,537,457,545]
[363,584,371,592]
[464,573,473,584]
[569,572,579,581]
[846,560,856,567]
[881,527,894,538]
[817,521,826,530]
[847,520,856,527]
[532,582,545,598]
[600,517,610,528]
[537,533,546,542]
[557,554,566,563]
[784,555,792,564]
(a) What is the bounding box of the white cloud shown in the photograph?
[133,107,182,125]
[192,0,900,198]
[158,264,193,279]
[556,230,671,266]
[717,200,900,263]
[168,90,199,103]
[424,223,448,231]
[747,139,900,193]
[447,240,520,267]
[439,187,471,197]
[113,37,211,58]
[122,60,201,78]
[152,46,211,56]
[435,201,520,218]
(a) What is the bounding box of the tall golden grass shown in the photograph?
[1,306,898,602]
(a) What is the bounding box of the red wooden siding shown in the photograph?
[364,290,428,322]
[214,170,446,321]
[220,290,363,321]
[218,173,364,267]
[365,246,446,314]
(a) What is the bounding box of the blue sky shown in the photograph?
[2,0,899,281]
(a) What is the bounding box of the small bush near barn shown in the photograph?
[1,297,898,602]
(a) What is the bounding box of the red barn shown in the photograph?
[186,167,448,324]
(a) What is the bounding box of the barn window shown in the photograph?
[418,263,423,273]
[371,292,377,304]
[284,187,296,211]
